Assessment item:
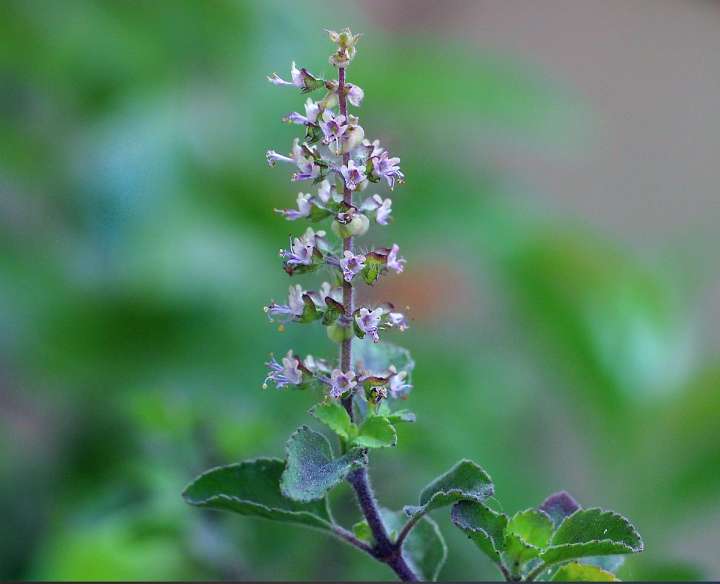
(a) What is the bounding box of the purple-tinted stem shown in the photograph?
[336,65,418,583]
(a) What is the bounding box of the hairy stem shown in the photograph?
[336,65,419,583]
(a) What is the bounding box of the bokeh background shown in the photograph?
[1,0,719,580]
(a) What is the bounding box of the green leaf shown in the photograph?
[352,520,373,544]
[387,409,417,424]
[280,426,366,502]
[353,416,397,448]
[310,401,355,441]
[507,508,554,549]
[382,509,447,581]
[451,501,508,563]
[541,508,644,564]
[405,460,494,517]
[503,508,555,572]
[552,562,619,581]
[182,458,332,531]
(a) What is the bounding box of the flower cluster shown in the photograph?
[263,28,411,405]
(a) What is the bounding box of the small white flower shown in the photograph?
[346,83,364,107]
[317,179,336,204]
[362,194,392,225]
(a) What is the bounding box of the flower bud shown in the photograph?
[331,213,369,238]
[327,323,353,343]
[342,125,365,154]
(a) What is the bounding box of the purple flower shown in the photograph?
[319,110,348,151]
[340,159,366,191]
[386,243,406,274]
[291,159,321,182]
[264,284,306,322]
[356,307,384,343]
[329,368,357,399]
[362,194,392,225]
[361,139,385,159]
[346,83,364,107]
[275,192,312,221]
[284,98,321,126]
[263,350,303,389]
[388,369,412,398]
[340,250,366,282]
[267,62,321,92]
[372,151,404,190]
[281,233,315,267]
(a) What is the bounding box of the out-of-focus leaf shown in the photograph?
[381,509,447,582]
[552,562,619,581]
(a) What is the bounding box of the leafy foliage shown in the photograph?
[451,493,643,581]
[182,459,332,530]
[280,426,366,502]
[405,460,494,518]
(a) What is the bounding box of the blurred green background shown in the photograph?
[1,1,718,581]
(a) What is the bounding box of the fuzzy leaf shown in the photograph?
[541,508,643,564]
[353,415,397,448]
[310,401,355,441]
[382,509,447,581]
[183,458,332,531]
[552,562,619,581]
[451,501,508,563]
[280,426,366,502]
[405,460,494,518]
[540,491,581,528]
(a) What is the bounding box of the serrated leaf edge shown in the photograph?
[542,507,644,562]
